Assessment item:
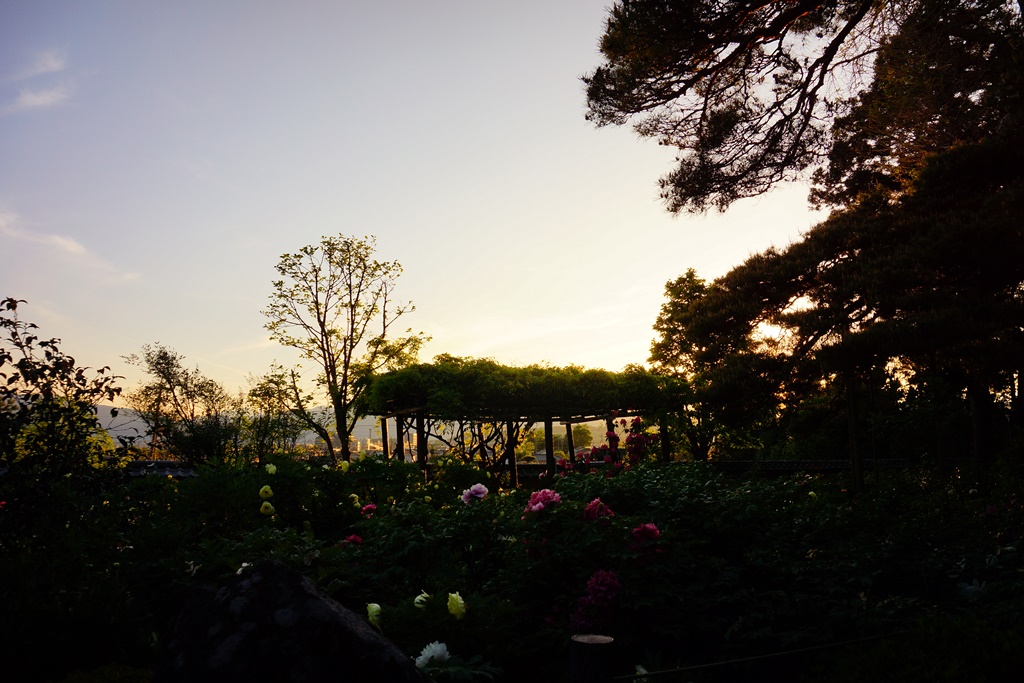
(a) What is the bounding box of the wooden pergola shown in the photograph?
[359,358,684,484]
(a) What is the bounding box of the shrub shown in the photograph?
[3,455,1024,681]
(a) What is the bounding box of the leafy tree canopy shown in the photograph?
[584,0,1022,212]
[686,142,1022,377]
[650,139,1024,458]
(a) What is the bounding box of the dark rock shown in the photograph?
[161,560,423,683]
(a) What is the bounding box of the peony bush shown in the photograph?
[3,455,1024,681]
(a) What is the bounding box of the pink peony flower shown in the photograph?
[461,483,489,504]
[361,503,377,517]
[524,488,561,514]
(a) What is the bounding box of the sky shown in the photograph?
[0,1,826,402]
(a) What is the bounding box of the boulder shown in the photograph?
[161,560,423,683]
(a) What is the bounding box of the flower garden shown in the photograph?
[3,453,1024,682]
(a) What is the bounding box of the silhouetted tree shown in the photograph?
[125,343,241,465]
[584,0,1022,213]
[264,234,427,464]
[652,141,1024,475]
[0,298,121,476]
[244,364,306,463]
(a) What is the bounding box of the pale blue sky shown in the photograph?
[1,1,824,399]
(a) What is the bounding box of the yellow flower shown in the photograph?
[414,591,431,610]
[424,496,432,503]
[367,602,382,627]
[264,463,277,475]
[340,460,350,473]
[447,592,467,620]
[349,493,360,508]
[259,485,274,500]
[260,501,275,516]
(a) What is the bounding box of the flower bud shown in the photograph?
[366,602,382,627]
[447,592,467,619]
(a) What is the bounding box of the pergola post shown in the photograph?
[395,416,405,462]
[416,410,428,472]
[381,417,390,459]
[544,417,556,477]
[505,420,518,488]
[565,422,576,463]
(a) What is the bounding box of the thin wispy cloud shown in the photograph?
[0,211,87,255]
[2,50,74,115]
[14,50,69,81]
[0,210,139,283]
[224,337,279,354]
[2,83,74,115]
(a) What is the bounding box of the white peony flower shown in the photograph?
[415,641,450,668]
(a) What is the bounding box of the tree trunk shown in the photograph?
[685,428,711,462]
[967,381,995,465]
[334,399,351,463]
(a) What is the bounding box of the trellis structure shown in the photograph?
[358,356,685,483]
